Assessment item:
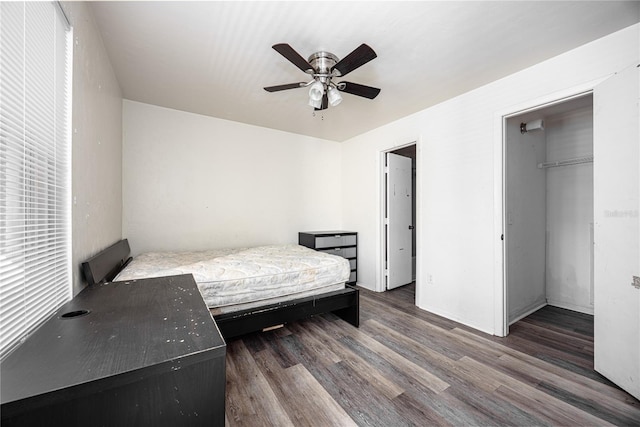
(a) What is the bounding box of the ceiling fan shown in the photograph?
[264,43,381,110]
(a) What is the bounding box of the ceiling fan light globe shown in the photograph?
[328,87,342,106]
[308,97,322,109]
[308,80,324,101]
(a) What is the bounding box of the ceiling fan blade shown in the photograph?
[331,44,377,77]
[338,81,381,99]
[272,43,314,73]
[315,93,328,111]
[264,82,306,92]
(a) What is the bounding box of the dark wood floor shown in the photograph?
[224,284,640,426]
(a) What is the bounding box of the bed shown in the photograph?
[81,239,359,339]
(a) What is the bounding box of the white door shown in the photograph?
[386,153,413,290]
[593,64,640,400]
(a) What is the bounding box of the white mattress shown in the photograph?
[114,244,350,310]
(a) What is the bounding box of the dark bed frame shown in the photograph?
[81,239,359,339]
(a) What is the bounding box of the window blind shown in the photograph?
[0,1,72,360]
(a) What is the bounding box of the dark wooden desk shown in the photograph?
[1,274,226,426]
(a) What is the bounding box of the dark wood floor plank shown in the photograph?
[536,380,640,426]
[361,319,504,393]
[296,318,406,400]
[458,356,617,426]
[523,305,594,338]
[280,321,342,366]
[251,346,356,426]
[319,359,412,426]
[511,318,594,350]
[408,386,503,427]
[260,328,302,369]
[225,284,640,426]
[262,321,409,426]
[507,321,594,366]
[388,391,454,427]
[341,325,450,394]
[445,379,550,427]
[359,320,546,426]
[225,339,293,426]
[360,297,468,361]
[493,384,597,427]
[359,284,461,331]
[451,326,637,404]
[535,353,607,385]
[497,352,640,424]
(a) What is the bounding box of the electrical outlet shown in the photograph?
[633,276,640,289]
[427,274,434,284]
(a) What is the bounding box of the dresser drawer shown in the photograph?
[299,231,357,285]
[315,234,357,249]
[320,247,357,258]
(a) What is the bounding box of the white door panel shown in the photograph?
[593,64,640,400]
[386,153,413,290]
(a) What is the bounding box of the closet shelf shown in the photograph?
[537,155,593,169]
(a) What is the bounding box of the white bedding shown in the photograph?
[114,244,350,311]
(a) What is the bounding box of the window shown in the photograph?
[0,1,72,359]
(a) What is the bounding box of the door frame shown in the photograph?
[379,139,421,297]
[493,78,607,337]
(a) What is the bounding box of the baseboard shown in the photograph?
[509,301,548,325]
[546,299,594,316]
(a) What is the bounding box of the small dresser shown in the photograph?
[299,231,357,284]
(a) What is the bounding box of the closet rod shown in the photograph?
[537,155,593,169]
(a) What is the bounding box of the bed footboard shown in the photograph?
[214,286,359,339]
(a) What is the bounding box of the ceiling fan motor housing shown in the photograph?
[307,51,339,83]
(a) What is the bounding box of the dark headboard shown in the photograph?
[82,239,132,286]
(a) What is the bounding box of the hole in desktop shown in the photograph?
[60,309,91,319]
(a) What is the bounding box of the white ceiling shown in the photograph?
[90,1,639,142]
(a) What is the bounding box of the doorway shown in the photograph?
[505,94,594,329]
[384,144,416,291]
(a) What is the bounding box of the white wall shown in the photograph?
[123,101,343,256]
[62,2,123,295]
[341,24,639,334]
[506,114,547,323]
[545,105,594,314]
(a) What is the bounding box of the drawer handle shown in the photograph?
[334,248,341,251]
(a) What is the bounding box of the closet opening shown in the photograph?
[505,94,594,333]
